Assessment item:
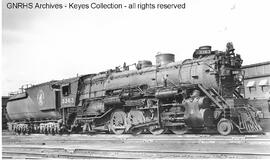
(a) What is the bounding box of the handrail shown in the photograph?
[197,84,224,109]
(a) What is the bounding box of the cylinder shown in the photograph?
[198,97,211,109]
[155,53,175,66]
[200,108,214,127]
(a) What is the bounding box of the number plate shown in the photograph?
[61,97,74,104]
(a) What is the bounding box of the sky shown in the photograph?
[2,0,270,96]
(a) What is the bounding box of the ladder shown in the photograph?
[233,90,243,98]
[198,84,231,118]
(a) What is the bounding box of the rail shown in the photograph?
[3,145,270,159]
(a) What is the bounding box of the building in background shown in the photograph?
[242,61,270,99]
[241,61,270,131]
[2,96,10,130]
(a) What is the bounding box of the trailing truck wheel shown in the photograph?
[127,110,145,135]
[217,118,233,136]
[110,110,127,135]
[82,123,91,133]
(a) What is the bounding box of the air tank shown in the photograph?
[137,60,152,69]
[156,53,175,66]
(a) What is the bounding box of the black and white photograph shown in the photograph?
[2,0,270,159]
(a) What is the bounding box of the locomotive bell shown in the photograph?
[155,53,175,66]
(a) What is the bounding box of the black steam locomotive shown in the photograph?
[6,42,263,135]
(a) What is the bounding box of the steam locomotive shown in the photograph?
[6,42,263,135]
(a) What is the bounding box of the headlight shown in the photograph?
[238,75,243,82]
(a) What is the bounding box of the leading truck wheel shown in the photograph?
[217,118,233,136]
[148,125,167,135]
[110,110,127,135]
[170,125,188,135]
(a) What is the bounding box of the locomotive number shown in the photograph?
[199,49,211,54]
[61,97,74,104]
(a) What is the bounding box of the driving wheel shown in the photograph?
[127,109,145,135]
[110,109,127,135]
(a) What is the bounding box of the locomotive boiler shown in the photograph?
[6,42,263,135]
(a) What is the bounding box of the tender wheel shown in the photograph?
[110,109,127,135]
[170,125,188,135]
[41,128,45,134]
[22,127,26,135]
[51,128,56,135]
[16,127,21,135]
[44,128,48,135]
[217,118,233,136]
[148,125,167,135]
[127,110,145,135]
[48,127,52,134]
[55,127,59,134]
[27,127,32,135]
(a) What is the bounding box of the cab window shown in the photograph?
[62,84,71,96]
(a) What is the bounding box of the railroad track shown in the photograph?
[3,134,270,146]
[3,145,270,159]
[2,133,268,140]
[3,133,270,159]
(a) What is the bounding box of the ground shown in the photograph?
[2,131,270,159]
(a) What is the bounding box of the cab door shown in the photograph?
[55,91,61,110]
